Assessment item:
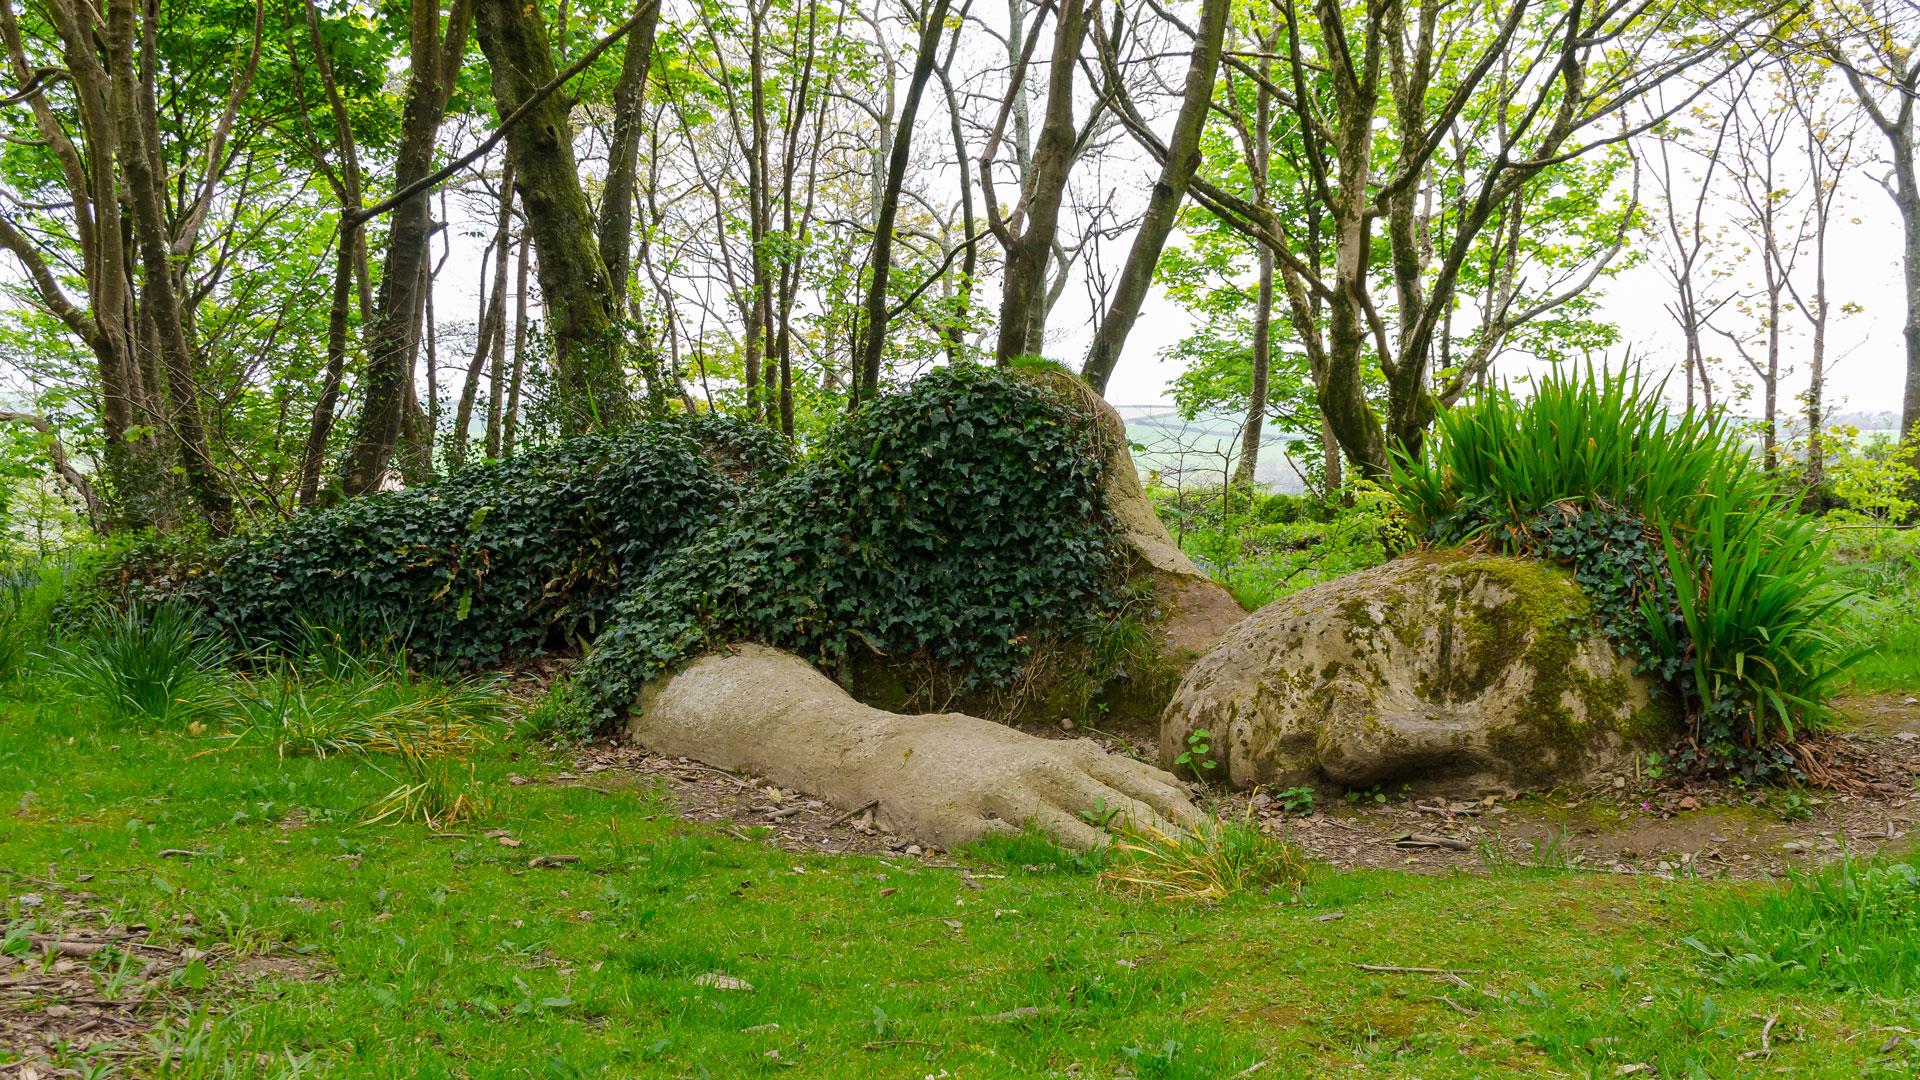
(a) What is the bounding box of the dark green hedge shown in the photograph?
[572,365,1124,721]
[193,414,790,668]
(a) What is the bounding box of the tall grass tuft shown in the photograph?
[1683,856,1920,995]
[359,745,491,830]
[207,664,508,759]
[1099,815,1306,902]
[41,600,225,725]
[1394,366,1854,768]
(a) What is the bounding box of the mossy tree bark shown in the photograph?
[338,0,472,496]
[596,0,666,414]
[475,0,631,435]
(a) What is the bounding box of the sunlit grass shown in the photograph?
[1,692,1915,1077]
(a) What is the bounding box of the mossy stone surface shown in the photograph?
[1159,552,1679,795]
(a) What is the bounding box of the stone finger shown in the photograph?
[1076,754,1202,826]
[1051,771,1185,840]
[985,792,1107,850]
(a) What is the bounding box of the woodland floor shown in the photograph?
[4,689,1920,1078]
[566,692,1920,881]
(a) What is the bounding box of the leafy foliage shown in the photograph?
[190,414,791,669]
[0,552,91,679]
[1818,427,1920,524]
[1147,482,1400,609]
[1829,529,1920,691]
[573,366,1123,723]
[1394,366,1854,776]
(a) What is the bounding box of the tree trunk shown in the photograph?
[1081,0,1228,392]
[993,0,1089,364]
[486,231,513,458]
[505,236,532,456]
[1896,141,1920,458]
[854,0,954,404]
[1233,244,1274,489]
[298,223,355,505]
[453,165,515,470]
[595,0,660,309]
[339,0,472,496]
[108,0,232,529]
[475,0,629,435]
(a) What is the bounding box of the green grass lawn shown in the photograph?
[5,693,1919,1078]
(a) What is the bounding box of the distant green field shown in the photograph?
[1118,407,1311,493]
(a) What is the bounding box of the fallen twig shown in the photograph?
[1391,833,1472,851]
[29,936,111,957]
[828,799,880,827]
[1740,1013,1779,1061]
[1354,963,1486,976]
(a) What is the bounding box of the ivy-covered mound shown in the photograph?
[191,414,791,668]
[572,365,1124,724]
[1393,366,1855,778]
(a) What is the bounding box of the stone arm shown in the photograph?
[630,644,1199,850]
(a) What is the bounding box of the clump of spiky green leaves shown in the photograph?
[359,746,491,830]
[39,600,226,725]
[1393,366,1854,777]
[207,661,508,760]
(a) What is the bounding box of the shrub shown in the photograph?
[41,601,225,725]
[1685,856,1920,995]
[192,413,791,669]
[1819,427,1919,524]
[1829,529,1920,691]
[1393,366,1853,776]
[1147,480,1400,609]
[573,365,1123,722]
[0,552,91,679]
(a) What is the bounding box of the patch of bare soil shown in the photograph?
[0,876,319,1077]
[547,744,907,856]
[1241,693,1920,880]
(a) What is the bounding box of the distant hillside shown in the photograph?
[1116,407,1311,494]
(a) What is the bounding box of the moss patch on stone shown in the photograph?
[1377,556,1675,783]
